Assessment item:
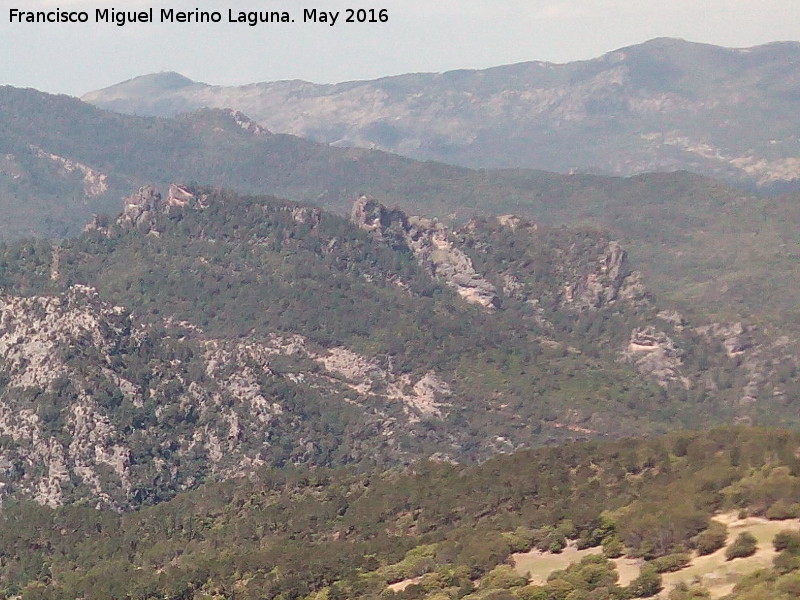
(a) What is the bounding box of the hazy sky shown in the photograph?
[2,0,800,97]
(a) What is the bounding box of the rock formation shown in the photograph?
[622,326,690,389]
[563,241,648,309]
[351,197,500,308]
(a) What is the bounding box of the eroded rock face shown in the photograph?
[85,184,201,237]
[697,322,753,357]
[226,109,272,137]
[0,285,460,508]
[117,185,165,232]
[0,286,134,507]
[351,197,649,313]
[351,197,500,308]
[285,205,322,226]
[167,183,195,207]
[0,285,130,389]
[695,322,800,405]
[30,145,109,197]
[563,241,647,309]
[622,326,690,388]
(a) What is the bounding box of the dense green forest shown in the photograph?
[0,88,799,600]
[1,427,800,599]
[0,185,794,503]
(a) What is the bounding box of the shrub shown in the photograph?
[774,550,800,575]
[626,565,662,598]
[694,522,727,556]
[725,532,757,561]
[649,553,690,573]
[480,565,528,590]
[514,585,550,600]
[766,500,800,520]
[602,536,624,559]
[774,530,800,553]
[777,572,800,597]
[666,581,710,599]
[503,527,537,553]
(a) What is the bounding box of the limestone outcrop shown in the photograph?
[563,241,648,309]
[351,197,500,308]
[622,326,690,388]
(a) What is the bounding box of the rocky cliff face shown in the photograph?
[351,197,647,313]
[0,286,135,507]
[30,146,109,198]
[622,326,690,389]
[0,283,459,509]
[352,197,499,308]
[561,241,648,309]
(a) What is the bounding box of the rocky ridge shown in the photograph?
[351,197,499,308]
[0,186,797,508]
[350,196,800,401]
[30,146,109,197]
[0,283,457,508]
[351,196,647,313]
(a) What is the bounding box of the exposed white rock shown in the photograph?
[226,109,272,136]
[0,286,129,389]
[117,185,165,231]
[564,241,647,308]
[285,205,322,226]
[167,183,194,207]
[351,196,500,308]
[622,326,690,388]
[30,145,109,197]
[496,215,526,230]
[205,333,451,424]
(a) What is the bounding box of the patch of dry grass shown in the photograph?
[512,513,800,598]
[660,512,800,598]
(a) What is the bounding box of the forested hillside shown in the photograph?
[1,427,800,599]
[3,86,800,334]
[4,33,800,600]
[0,185,796,511]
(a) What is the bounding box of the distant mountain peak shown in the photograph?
[112,71,197,91]
[81,38,800,189]
[81,72,201,107]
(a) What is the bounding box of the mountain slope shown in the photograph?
[83,38,800,188]
[1,427,800,600]
[6,85,800,334]
[0,185,797,510]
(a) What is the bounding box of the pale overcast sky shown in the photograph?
[1,0,800,97]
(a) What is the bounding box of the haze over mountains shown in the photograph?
[4,31,800,600]
[84,38,800,189]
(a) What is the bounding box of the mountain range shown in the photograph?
[3,36,800,600]
[4,85,800,337]
[83,38,800,189]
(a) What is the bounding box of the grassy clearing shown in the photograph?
[660,513,800,598]
[387,576,423,592]
[512,513,800,597]
[513,544,603,584]
[512,544,642,587]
